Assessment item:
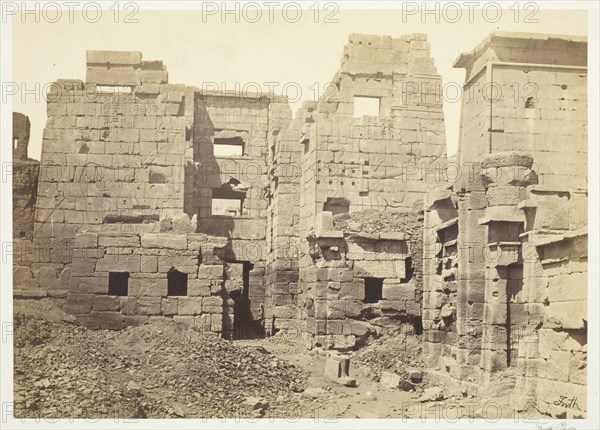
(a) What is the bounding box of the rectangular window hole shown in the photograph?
[212,197,243,216]
[108,272,129,296]
[363,277,383,303]
[214,137,244,156]
[167,269,188,296]
[354,96,380,117]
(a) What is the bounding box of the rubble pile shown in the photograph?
[14,299,308,419]
[353,332,423,383]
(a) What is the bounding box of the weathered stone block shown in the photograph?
[382,283,415,301]
[173,315,194,328]
[340,280,364,299]
[95,254,140,273]
[380,371,402,388]
[345,320,376,336]
[544,301,587,330]
[327,300,346,319]
[67,293,94,314]
[98,233,140,247]
[141,234,188,249]
[345,299,363,318]
[162,298,178,316]
[178,297,203,315]
[211,313,223,332]
[93,295,121,311]
[87,67,140,86]
[137,297,161,315]
[140,255,158,272]
[198,264,224,279]
[86,50,142,65]
[195,314,212,331]
[188,279,211,297]
[120,297,138,315]
[74,233,98,248]
[203,296,223,307]
[158,255,198,274]
[273,305,296,319]
[71,256,96,277]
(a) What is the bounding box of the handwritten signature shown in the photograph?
[554,395,581,410]
[537,421,576,430]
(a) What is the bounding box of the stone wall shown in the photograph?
[67,231,229,331]
[530,231,587,418]
[33,51,190,293]
[191,91,292,336]
[422,33,588,412]
[288,33,445,348]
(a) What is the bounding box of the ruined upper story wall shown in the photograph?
[334,33,441,115]
[192,91,291,263]
[13,112,31,161]
[34,51,190,270]
[454,33,587,191]
[297,33,447,242]
[13,112,40,243]
[455,33,587,81]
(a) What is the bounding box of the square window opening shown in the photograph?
[167,268,188,296]
[354,96,380,117]
[363,277,383,303]
[108,272,129,296]
[323,197,350,215]
[212,197,244,216]
[214,137,245,157]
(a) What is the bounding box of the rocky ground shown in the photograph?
[13,298,542,420]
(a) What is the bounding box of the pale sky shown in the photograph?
[12,6,588,160]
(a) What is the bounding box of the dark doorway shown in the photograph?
[108,272,129,296]
[363,277,383,303]
[229,262,264,340]
[167,268,188,296]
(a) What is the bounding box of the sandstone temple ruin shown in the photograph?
[13,32,588,417]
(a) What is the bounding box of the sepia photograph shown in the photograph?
[1,1,598,428]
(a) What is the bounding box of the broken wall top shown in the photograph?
[86,50,168,87]
[454,32,588,79]
[339,33,438,77]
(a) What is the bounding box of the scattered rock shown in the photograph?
[380,371,402,388]
[13,299,309,419]
[364,391,378,401]
[171,403,186,417]
[302,387,327,399]
[419,387,444,402]
[243,396,269,412]
[406,368,422,383]
[126,381,141,392]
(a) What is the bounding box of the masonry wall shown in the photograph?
[423,33,588,408]
[33,51,190,296]
[264,109,301,334]
[293,33,446,348]
[532,233,587,418]
[191,92,292,336]
[68,231,229,331]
